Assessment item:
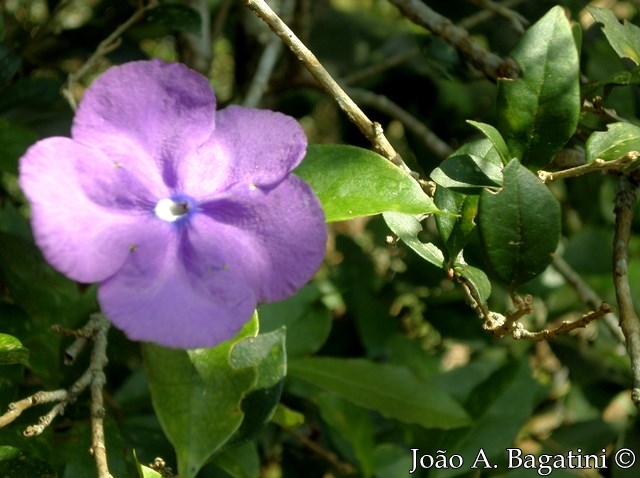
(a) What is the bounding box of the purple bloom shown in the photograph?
[19,59,327,349]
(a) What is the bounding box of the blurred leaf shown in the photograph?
[588,6,640,65]
[466,120,511,164]
[316,393,375,477]
[435,187,478,262]
[296,144,439,222]
[0,119,38,175]
[586,122,640,162]
[271,403,305,429]
[211,442,260,478]
[142,4,202,37]
[432,357,545,478]
[383,211,445,269]
[0,446,55,478]
[142,315,259,478]
[497,6,580,166]
[372,444,413,478]
[259,284,332,359]
[288,358,471,429]
[477,160,561,288]
[0,334,28,365]
[581,68,640,99]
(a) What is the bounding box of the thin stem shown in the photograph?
[178,0,213,74]
[387,0,519,81]
[538,152,640,183]
[241,0,411,173]
[90,315,111,478]
[552,255,625,344]
[348,87,453,160]
[613,173,640,410]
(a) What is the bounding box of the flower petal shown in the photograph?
[99,231,256,349]
[72,59,216,189]
[19,137,167,283]
[181,106,307,196]
[195,175,327,302]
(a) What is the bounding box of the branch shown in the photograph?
[538,152,640,183]
[387,0,519,81]
[0,314,113,478]
[347,87,453,160]
[458,274,611,341]
[466,0,529,34]
[241,0,412,174]
[178,0,213,75]
[552,255,625,344]
[613,173,640,410]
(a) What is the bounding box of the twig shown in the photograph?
[243,0,295,107]
[347,87,453,160]
[583,97,627,124]
[511,303,614,341]
[343,48,422,86]
[613,173,640,410]
[459,0,527,31]
[458,272,610,342]
[63,1,158,110]
[211,0,233,42]
[552,255,625,344]
[241,0,412,174]
[387,0,519,81]
[0,314,113,478]
[289,428,356,475]
[89,315,111,478]
[467,0,529,34]
[538,152,640,183]
[178,0,213,75]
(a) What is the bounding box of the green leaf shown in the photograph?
[431,154,502,191]
[142,315,259,478]
[453,263,491,304]
[466,120,511,164]
[586,122,640,162]
[226,327,287,445]
[497,6,580,166]
[134,450,164,478]
[434,187,478,262]
[432,357,544,478]
[581,67,640,99]
[316,393,375,478]
[0,119,38,175]
[210,442,260,478]
[259,284,332,359]
[288,358,471,429]
[383,212,445,269]
[588,6,640,65]
[0,334,28,365]
[296,144,439,222]
[477,159,561,288]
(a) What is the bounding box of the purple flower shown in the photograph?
[19,59,327,349]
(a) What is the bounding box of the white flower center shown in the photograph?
[155,198,190,222]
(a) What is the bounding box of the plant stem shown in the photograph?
[613,173,640,410]
[241,0,411,173]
